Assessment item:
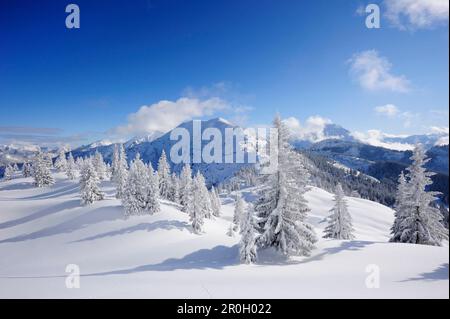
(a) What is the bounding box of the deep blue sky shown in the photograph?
[0,0,448,146]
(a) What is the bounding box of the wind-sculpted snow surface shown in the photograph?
[0,173,448,298]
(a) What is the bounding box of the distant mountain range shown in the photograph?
[71,117,251,186]
[1,118,448,201]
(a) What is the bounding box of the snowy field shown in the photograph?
[0,172,448,298]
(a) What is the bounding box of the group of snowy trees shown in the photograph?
[2,163,17,180]
[32,152,55,187]
[231,115,318,264]
[120,153,160,217]
[390,146,449,246]
[180,164,221,234]
[233,116,358,264]
[109,146,221,228]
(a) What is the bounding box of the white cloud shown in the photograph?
[111,97,230,136]
[430,126,450,135]
[348,50,411,92]
[430,126,450,145]
[284,116,333,142]
[352,130,415,151]
[384,0,449,30]
[374,104,400,117]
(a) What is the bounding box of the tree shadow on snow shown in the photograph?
[0,199,80,230]
[400,263,449,282]
[85,245,240,276]
[257,240,376,266]
[0,181,35,192]
[18,182,80,200]
[71,220,191,243]
[0,205,124,244]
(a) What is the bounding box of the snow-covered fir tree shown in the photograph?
[169,172,180,204]
[3,164,14,181]
[239,205,258,264]
[92,151,107,180]
[122,154,160,217]
[199,172,212,218]
[209,186,221,217]
[115,145,128,199]
[323,183,355,240]
[390,171,409,241]
[255,115,317,256]
[12,163,19,171]
[233,194,245,231]
[179,164,193,212]
[440,205,449,229]
[145,161,160,214]
[44,153,54,169]
[110,144,120,182]
[157,150,171,199]
[79,159,104,205]
[66,152,76,180]
[186,171,210,234]
[32,152,54,187]
[75,157,84,170]
[22,162,32,178]
[54,148,67,172]
[390,145,449,246]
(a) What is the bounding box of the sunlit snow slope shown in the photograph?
[0,172,448,298]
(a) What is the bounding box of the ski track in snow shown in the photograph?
[0,172,448,298]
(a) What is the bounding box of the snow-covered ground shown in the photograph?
[0,172,448,298]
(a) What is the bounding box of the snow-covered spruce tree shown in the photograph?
[75,157,84,170]
[32,152,54,187]
[110,144,120,182]
[12,163,19,171]
[3,164,14,181]
[180,164,193,212]
[390,171,409,241]
[144,161,160,215]
[169,172,180,204]
[22,162,32,178]
[323,183,355,240]
[440,205,449,229]
[157,150,171,199]
[44,153,54,169]
[91,151,107,180]
[115,144,128,199]
[239,205,258,264]
[54,148,67,172]
[79,159,104,205]
[390,145,449,246]
[255,115,317,256]
[66,152,76,180]
[187,172,210,233]
[200,172,213,218]
[233,194,245,231]
[122,154,160,217]
[210,186,221,217]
